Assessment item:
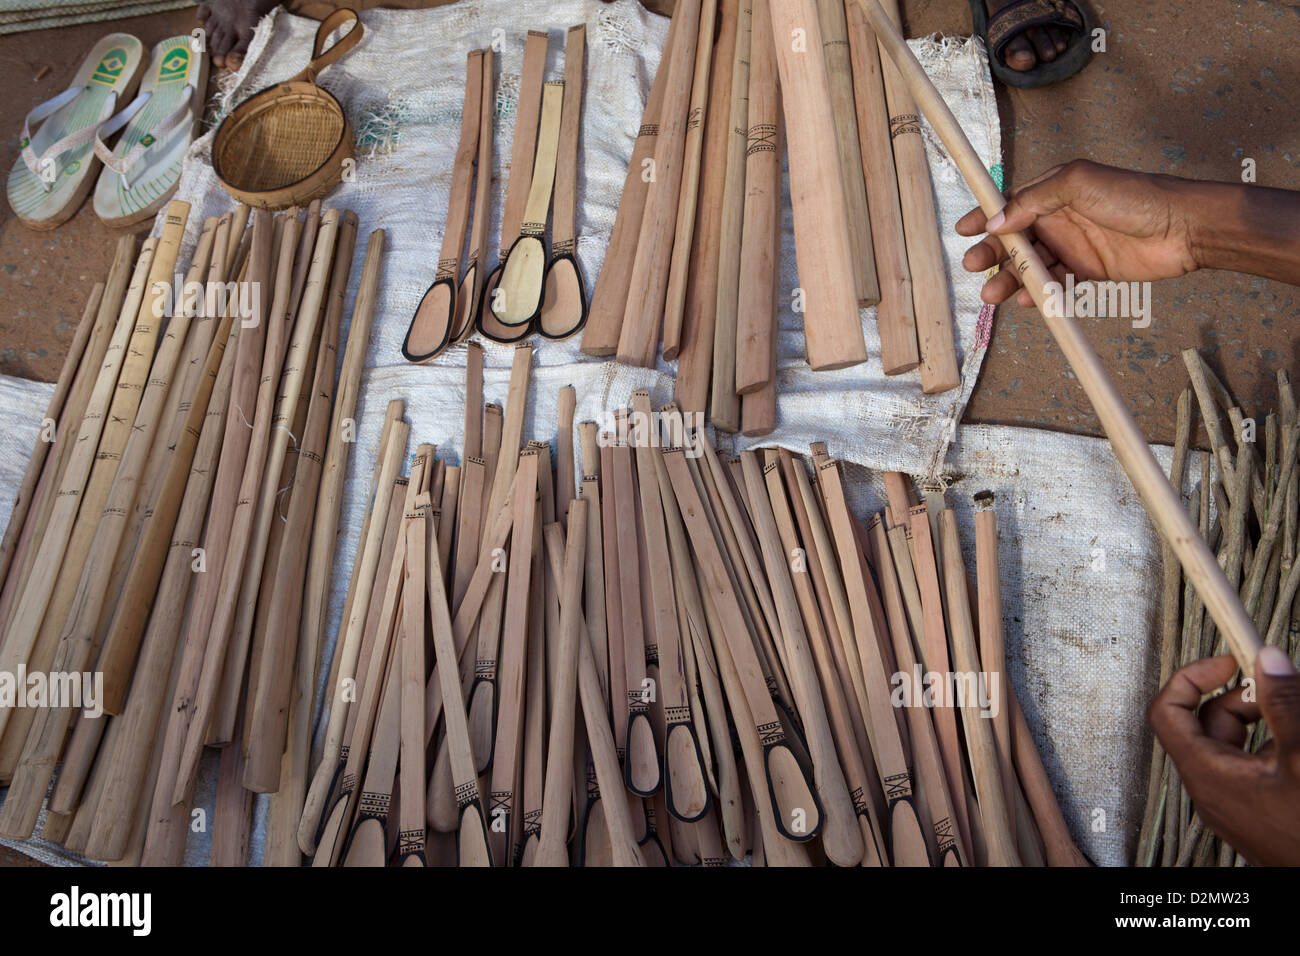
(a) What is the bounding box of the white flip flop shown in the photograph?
[93,36,208,228]
[7,33,145,230]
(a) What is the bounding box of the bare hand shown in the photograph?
[1148,647,1300,866]
[956,160,1201,307]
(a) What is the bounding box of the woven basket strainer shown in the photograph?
[213,9,362,208]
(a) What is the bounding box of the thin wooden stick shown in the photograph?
[244,212,359,790]
[662,0,719,360]
[610,439,660,795]
[582,12,681,356]
[867,512,964,864]
[485,449,540,864]
[557,385,576,527]
[735,0,781,399]
[404,50,484,361]
[662,445,820,843]
[397,491,431,865]
[858,0,1263,671]
[816,459,932,865]
[540,524,646,865]
[630,391,708,819]
[0,216,170,744]
[534,500,588,865]
[517,509,548,864]
[741,452,863,864]
[675,0,738,415]
[767,0,866,372]
[709,0,750,431]
[844,0,916,372]
[78,316,240,860]
[0,279,101,592]
[296,418,409,854]
[818,0,879,306]
[455,48,495,344]
[936,508,1019,865]
[616,0,703,367]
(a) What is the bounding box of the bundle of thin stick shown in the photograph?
[401,26,589,363]
[0,197,388,867]
[580,0,961,436]
[300,347,1083,866]
[1136,351,1300,868]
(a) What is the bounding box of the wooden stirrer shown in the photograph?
[403,50,485,362]
[538,25,588,341]
[453,49,496,345]
[478,30,548,342]
[496,81,564,326]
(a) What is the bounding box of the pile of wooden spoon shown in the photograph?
[403,25,589,364]
[300,346,1086,866]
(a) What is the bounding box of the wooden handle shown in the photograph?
[297,7,363,83]
[853,0,1263,674]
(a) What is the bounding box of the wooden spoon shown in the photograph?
[539,24,588,341]
[402,50,484,362]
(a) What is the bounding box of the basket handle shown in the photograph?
[294,8,363,84]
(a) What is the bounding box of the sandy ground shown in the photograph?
[0,0,1297,864]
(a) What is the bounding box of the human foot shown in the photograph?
[985,0,1074,72]
[197,0,280,70]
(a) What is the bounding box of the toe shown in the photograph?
[1027,26,1058,63]
[1002,34,1037,72]
[209,23,231,68]
[1049,25,1070,54]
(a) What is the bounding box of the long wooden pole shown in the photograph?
[853,0,1263,674]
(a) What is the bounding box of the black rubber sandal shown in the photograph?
[971,0,1095,90]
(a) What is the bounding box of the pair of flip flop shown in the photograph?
[7,33,208,230]
[971,0,1095,89]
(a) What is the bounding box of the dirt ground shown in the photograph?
[2,1,1298,447]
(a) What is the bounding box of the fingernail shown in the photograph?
[1257,645,1295,676]
[986,211,1006,231]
